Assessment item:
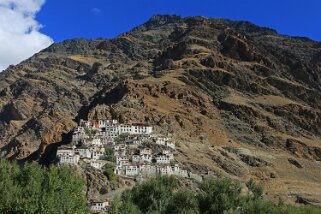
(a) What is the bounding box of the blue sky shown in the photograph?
[0,0,320,71]
[38,0,321,42]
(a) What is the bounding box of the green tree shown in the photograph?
[0,159,88,214]
[197,176,242,214]
[109,175,321,214]
[104,163,117,182]
[115,133,129,144]
[40,165,88,214]
[130,176,179,213]
[105,147,116,162]
[0,159,21,213]
[166,190,199,214]
[110,196,141,214]
[110,176,180,213]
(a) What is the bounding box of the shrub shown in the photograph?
[105,147,116,162]
[104,163,117,181]
[130,176,179,213]
[166,190,199,214]
[198,176,242,214]
[110,196,141,214]
[175,141,181,148]
[115,133,129,144]
[246,179,263,200]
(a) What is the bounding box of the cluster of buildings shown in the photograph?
[56,119,190,213]
[114,145,188,178]
[57,119,184,176]
[56,143,107,170]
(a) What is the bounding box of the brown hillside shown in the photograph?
[1,15,321,203]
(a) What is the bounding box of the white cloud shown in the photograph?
[0,0,53,71]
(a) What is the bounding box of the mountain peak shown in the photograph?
[149,14,182,23]
[132,14,183,32]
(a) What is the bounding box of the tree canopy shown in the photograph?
[0,159,88,214]
[110,175,321,214]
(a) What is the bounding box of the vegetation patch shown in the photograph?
[110,176,321,214]
[0,159,88,214]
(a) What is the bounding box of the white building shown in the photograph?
[91,137,102,146]
[140,148,152,156]
[116,156,130,166]
[102,121,153,137]
[140,164,157,175]
[58,154,80,165]
[125,165,139,176]
[166,141,176,149]
[155,137,175,149]
[114,144,126,156]
[125,136,142,144]
[132,154,152,163]
[158,165,172,175]
[114,165,123,175]
[90,146,105,152]
[90,160,107,170]
[114,144,126,151]
[162,150,174,160]
[72,127,88,142]
[77,120,152,140]
[90,201,110,213]
[157,164,188,177]
[132,155,141,163]
[156,155,171,164]
[75,148,91,159]
[130,124,153,135]
[98,119,118,128]
[91,148,105,160]
[141,154,152,163]
[83,137,105,146]
[57,148,75,157]
[103,130,119,139]
[155,137,170,146]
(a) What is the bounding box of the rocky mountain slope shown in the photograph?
[1,15,321,203]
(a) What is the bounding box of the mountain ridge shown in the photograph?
[1,15,321,203]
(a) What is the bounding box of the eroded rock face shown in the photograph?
[72,164,135,202]
[1,15,321,202]
[288,158,303,169]
[239,154,268,167]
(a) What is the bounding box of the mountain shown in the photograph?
[1,14,321,203]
